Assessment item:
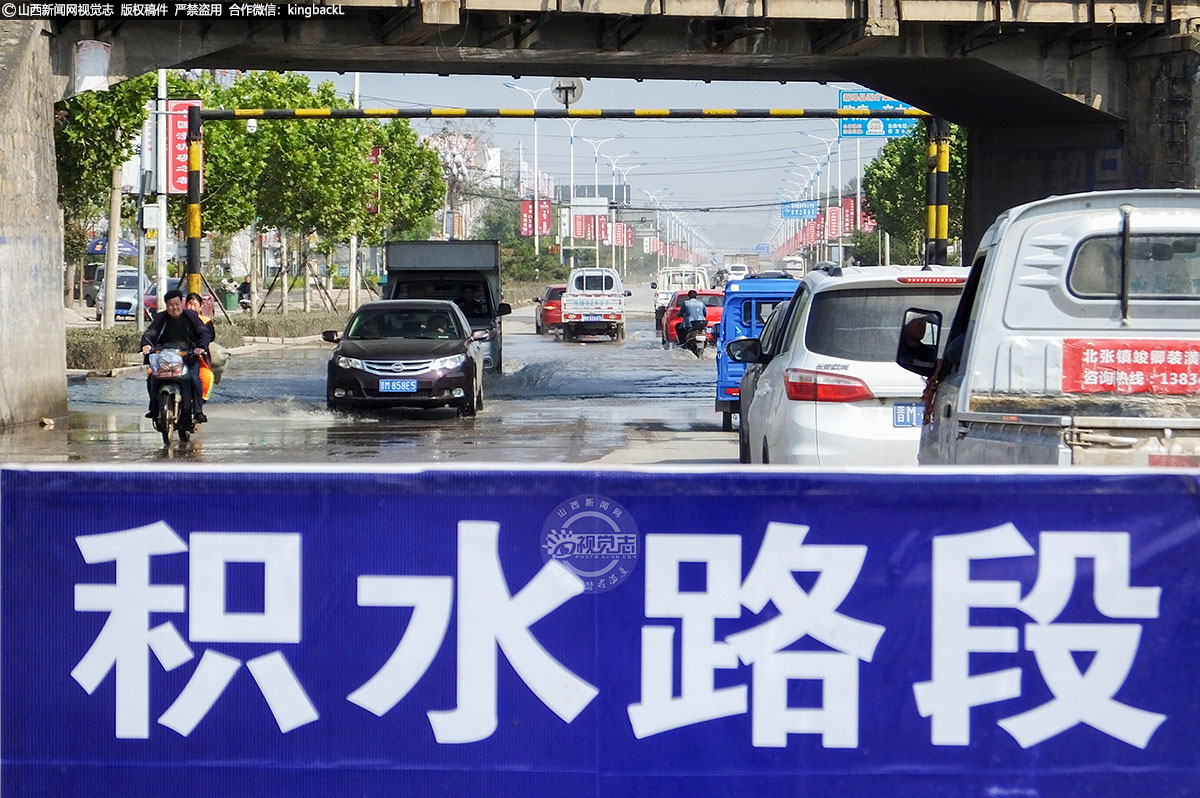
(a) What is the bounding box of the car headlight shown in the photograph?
[335,356,365,370]
[431,354,467,371]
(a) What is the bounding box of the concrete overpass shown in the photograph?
[3,1,1200,426]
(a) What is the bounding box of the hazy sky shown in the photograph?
[307,72,891,256]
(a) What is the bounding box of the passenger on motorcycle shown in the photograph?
[140,289,212,424]
[675,289,709,346]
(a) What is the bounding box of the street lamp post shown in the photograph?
[505,83,550,255]
[602,151,638,271]
[562,119,581,268]
[613,162,642,277]
[581,134,624,264]
[799,130,839,263]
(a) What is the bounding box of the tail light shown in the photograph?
[544,302,558,310]
[896,276,966,285]
[784,368,874,402]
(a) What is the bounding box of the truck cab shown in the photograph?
[384,240,511,372]
[899,190,1200,466]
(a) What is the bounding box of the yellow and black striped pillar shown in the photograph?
[924,117,951,266]
[185,104,203,297]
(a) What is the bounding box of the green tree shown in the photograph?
[362,119,445,245]
[862,123,966,261]
[55,72,157,302]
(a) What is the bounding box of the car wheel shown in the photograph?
[617,325,625,342]
[722,411,733,432]
[535,322,543,335]
[475,382,484,411]
[458,398,477,418]
[761,439,770,464]
[563,326,573,343]
[738,420,751,464]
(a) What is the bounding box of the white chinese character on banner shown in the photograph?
[352,521,597,744]
[628,524,884,748]
[73,525,316,739]
[913,524,1164,749]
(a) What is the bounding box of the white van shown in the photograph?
[561,268,631,342]
[898,189,1200,466]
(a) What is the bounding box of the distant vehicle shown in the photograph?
[561,267,630,342]
[899,189,1200,466]
[661,289,724,347]
[534,284,567,336]
[322,299,485,415]
[726,263,751,280]
[384,240,511,373]
[94,269,148,321]
[727,264,966,465]
[651,266,709,330]
[144,278,212,319]
[715,277,798,433]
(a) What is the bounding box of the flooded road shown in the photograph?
[0,309,738,466]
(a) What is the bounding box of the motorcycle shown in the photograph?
[680,319,711,358]
[147,348,197,445]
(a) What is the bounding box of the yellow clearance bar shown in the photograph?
[199,107,931,120]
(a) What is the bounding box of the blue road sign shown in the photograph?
[755,242,770,255]
[782,200,819,220]
[839,90,922,138]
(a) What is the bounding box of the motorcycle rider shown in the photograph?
[675,289,708,347]
[140,289,212,424]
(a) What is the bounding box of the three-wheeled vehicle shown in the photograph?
[714,276,798,431]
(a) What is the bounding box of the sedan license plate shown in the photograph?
[893,402,924,427]
[379,379,417,393]
[582,314,604,321]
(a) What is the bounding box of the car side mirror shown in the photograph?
[321,330,341,343]
[725,337,762,364]
[896,308,941,378]
[624,290,632,297]
[496,302,512,317]
[533,298,542,303]
[650,282,658,289]
[471,330,490,341]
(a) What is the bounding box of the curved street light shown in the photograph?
[505,82,550,254]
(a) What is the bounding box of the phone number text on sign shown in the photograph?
[1062,339,1200,394]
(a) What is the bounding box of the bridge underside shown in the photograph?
[1,13,1196,425]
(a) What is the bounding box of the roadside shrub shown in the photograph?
[229,311,351,339]
[65,327,143,370]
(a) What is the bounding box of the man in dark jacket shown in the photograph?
[140,289,212,424]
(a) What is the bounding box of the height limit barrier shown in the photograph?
[183,105,938,279]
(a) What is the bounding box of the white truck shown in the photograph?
[651,265,709,330]
[561,267,631,342]
[898,189,1200,466]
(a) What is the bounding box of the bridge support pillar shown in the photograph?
[0,21,68,429]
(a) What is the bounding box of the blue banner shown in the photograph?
[839,90,922,138]
[3,467,1199,796]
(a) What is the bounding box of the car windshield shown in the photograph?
[346,309,461,340]
[116,274,141,289]
[805,287,964,362]
[547,287,565,300]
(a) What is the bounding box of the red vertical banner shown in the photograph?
[573,213,586,238]
[860,214,877,233]
[520,201,534,237]
[167,99,201,195]
[827,207,841,241]
[584,216,597,241]
[842,197,856,235]
[597,216,608,243]
[815,213,826,242]
[626,226,634,249]
[614,223,625,248]
[538,201,553,236]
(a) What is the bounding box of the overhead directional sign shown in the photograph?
[838,90,922,138]
[782,200,819,220]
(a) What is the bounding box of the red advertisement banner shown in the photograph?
[538,201,553,236]
[1062,339,1200,394]
[168,99,202,195]
[842,197,856,235]
[520,201,534,237]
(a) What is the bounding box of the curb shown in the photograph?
[70,336,331,380]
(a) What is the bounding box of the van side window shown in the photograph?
[941,252,988,376]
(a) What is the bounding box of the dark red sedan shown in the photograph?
[534,284,567,336]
